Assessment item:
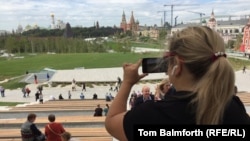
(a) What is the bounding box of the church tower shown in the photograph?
[207,9,217,30]
[129,11,136,31]
[120,11,127,32]
[120,11,139,33]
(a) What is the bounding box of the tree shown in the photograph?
[234,33,243,51]
[63,23,73,38]
[159,29,167,40]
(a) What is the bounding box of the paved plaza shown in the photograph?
[0,67,250,112]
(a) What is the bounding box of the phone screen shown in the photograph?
[142,57,168,73]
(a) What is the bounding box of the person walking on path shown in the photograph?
[47,73,50,81]
[35,91,40,102]
[22,87,26,98]
[34,74,38,84]
[68,90,71,99]
[243,65,246,73]
[25,87,31,97]
[45,114,66,141]
[82,82,86,91]
[0,86,5,97]
[39,93,44,104]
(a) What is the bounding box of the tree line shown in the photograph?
[0,26,130,54]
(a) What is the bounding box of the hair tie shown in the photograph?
[211,52,227,62]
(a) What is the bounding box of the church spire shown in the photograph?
[130,11,135,24]
[121,10,126,24]
[120,10,127,32]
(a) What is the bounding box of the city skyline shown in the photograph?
[0,0,250,32]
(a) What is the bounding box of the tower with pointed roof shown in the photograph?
[120,11,139,33]
[120,11,127,32]
[129,11,136,31]
[207,9,217,30]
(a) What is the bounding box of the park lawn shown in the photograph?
[0,52,161,80]
[0,52,249,81]
[0,102,25,106]
[130,42,161,48]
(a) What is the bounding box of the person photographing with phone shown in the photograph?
[105,26,250,141]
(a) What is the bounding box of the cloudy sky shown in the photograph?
[0,0,249,32]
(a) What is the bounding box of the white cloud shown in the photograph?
[0,0,249,31]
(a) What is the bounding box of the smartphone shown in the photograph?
[142,57,168,73]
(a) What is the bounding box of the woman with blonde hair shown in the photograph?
[154,78,171,100]
[105,26,250,141]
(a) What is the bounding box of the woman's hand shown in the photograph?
[122,59,148,86]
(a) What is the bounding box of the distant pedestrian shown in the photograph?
[22,87,26,98]
[82,82,86,91]
[80,92,85,100]
[68,90,71,99]
[34,74,38,84]
[0,86,5,97]
[35,91,40,102]
[72,79,76,91]
[117,76,122,88]
[46,73,50,81]
[25,87,31,97]
[109,85,113,91]
[114,82,119,92]
[103,104,109,116]
[243,66,246,73]
[39,93,44,104]
[37,85,43,94]
[59,94,64,100]
[93,93,98,99]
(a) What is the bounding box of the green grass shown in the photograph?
[0,52,250,81]
[0,52,249,106]
[0,52,162,80]
[0,52,250,84]
[130,42,161,48]
[229,58,250,71]
[0,102,25,106]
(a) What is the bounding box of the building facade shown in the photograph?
[240,19,250,55]
[171,10,248,44]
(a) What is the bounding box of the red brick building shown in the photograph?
[240,18,250,55]
[120,11,139,33]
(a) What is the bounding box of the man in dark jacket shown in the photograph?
[94,104,103,116]
[134,85,154,107]
[21,113,45,141]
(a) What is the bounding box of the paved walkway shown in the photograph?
[0,68,250,109]
[1,67,250,141]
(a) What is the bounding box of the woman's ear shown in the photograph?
[171,58,182,76]
[175,58,182,76]
[171,65,178,75]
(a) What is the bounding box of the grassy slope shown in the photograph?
[0,52,162,80]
